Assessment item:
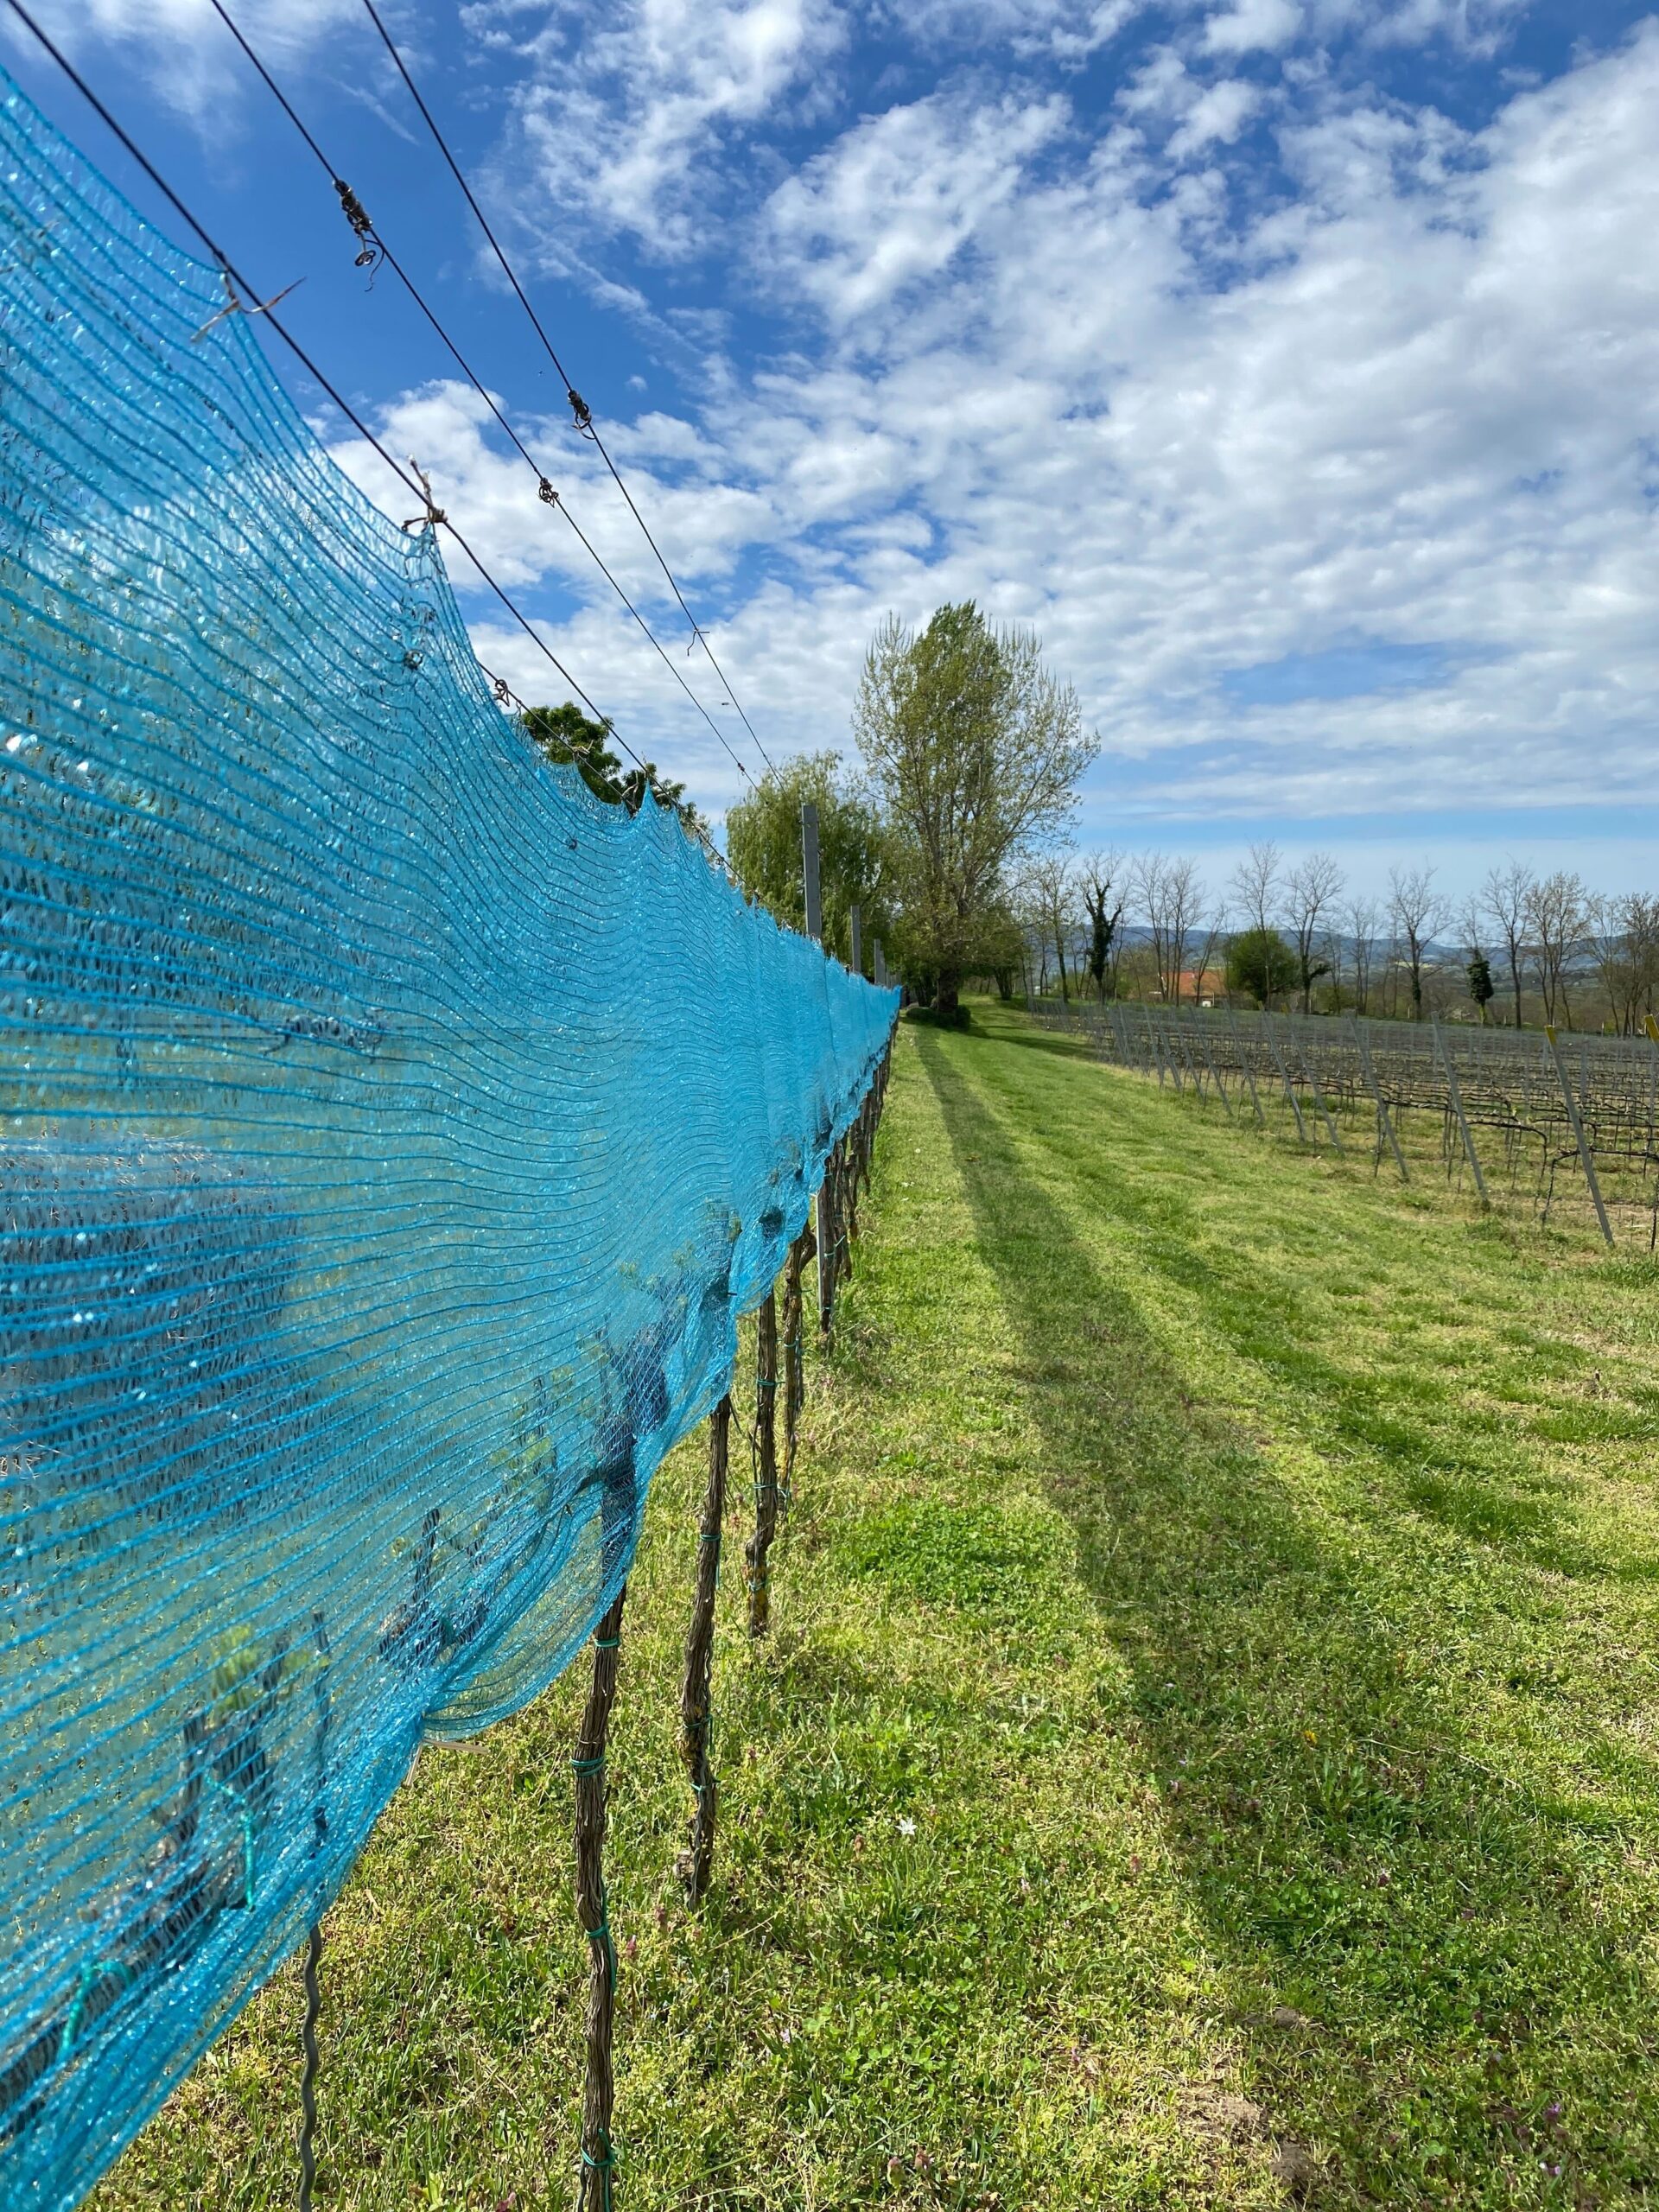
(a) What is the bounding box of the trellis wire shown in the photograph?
[1036,999,1659,1247]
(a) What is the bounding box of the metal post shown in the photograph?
[1160,1012,1185,1091]
[1350,1016,1407,1180]
[1546,1024,1613,1245]
[800,803,822,944]
[1193,1014,1235,1121]
[1173,1009,1199,1095]
[1432,1014,1491,1206]
[1227,1009,1266,1126]
[849,902,862,979]
[873,938,886,988]
[1264,1014,1308,1142]
[1297,1033,1344,1152]
[1147,1008,1169,1085]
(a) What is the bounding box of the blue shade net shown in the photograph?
[0,67,897,2212]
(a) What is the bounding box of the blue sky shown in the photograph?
[5,0,1658,902]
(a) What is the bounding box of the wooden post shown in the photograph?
[746,1289,781,1636]
[781,1224,813,1504]
[677,1401,728,1904]
[849,902,863,979]
[574,1589,627,2211]
[816,1149,838,1338]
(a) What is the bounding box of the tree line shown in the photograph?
[1023,844,1659,1034]
[518,627,1656,1037]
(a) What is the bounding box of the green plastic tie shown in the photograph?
[570,1753,607,1776]
[582,2124,617,2212]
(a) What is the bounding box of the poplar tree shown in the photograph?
[854,603,1094,1019]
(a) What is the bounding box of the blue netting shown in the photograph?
[0,68,896,2212]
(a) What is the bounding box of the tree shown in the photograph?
[1347,896,1381,1016]
[1230,841,1283,938]
[1286,852,1344,1015]
[523,701,701,828]
[1192,901,1230,1008]
[974,901,1028,1001]
[1459,902,1496,1023]
[1388,865,1447,1020]
[1027,852,1077,1003]
[855,603,1095,1018]
[1482,859,1534,1030]
[1133,853,1205,1003]
[1525,869,1591,1030]
[724,753,893,971]
[1226,925,1297,1007]
[1590,892,1659,1034]
[1078,849,1126,1001]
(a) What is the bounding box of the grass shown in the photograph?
[90,1001,1659,2210]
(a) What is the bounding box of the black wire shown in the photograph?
[358,0,777,776]
[202,0,757,788]
[0,0,734,861]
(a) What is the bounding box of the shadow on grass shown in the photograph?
[914,1023,1658,2209]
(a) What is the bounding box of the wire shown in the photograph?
[358,0,776,776]
[1,0,733,869]
[202,0,758,791]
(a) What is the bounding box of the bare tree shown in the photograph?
[1135,853,1205,1003]
[1027,851,1077,1004]
[1590,892,1659,1034]
[1132,854,1211,1004]
[1388,865,1447,1020]
[1525,870,1591,1030]
[1192,900,1230,1007]
[1322,919,1347,1010]
[1077,849,1126,1001]
[1286,852,1344,1014]
[1165,859,1205,1004]
[1230,840,1283,937]
[1346,896,1381,1015]
[1131,853,1168,999]
[1481,859,1535,1030]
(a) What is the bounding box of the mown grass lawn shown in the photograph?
[94,1002,1659,2211]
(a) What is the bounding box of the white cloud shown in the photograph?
[316,19,1659,858]
[1167,75,1260,156]
[4,0,359,118]
[1303,0,1523,52]
[766,89,1071,318]
[493,0,844,253]
[1203,0,1300,55]
[880,0,1143,63]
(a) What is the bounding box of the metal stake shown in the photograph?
[1546,1024,1613,1245]
[1432,1014,1491,1205]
